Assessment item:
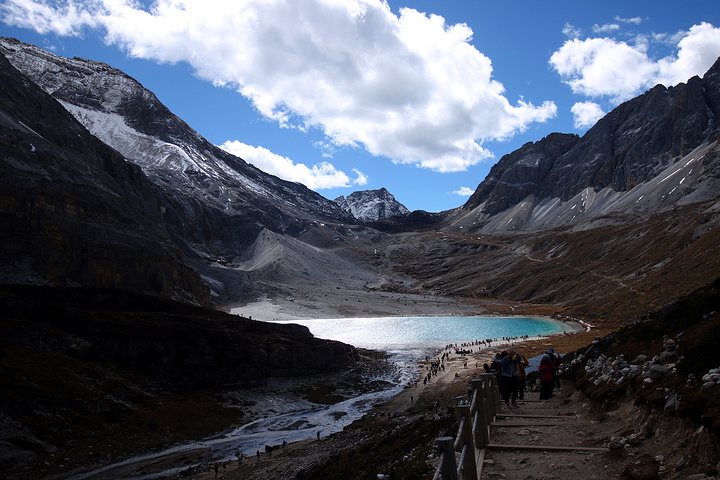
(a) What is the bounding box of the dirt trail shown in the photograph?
[480,389,623,480]
[69,324,695,480]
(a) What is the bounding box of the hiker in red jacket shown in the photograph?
[538,354,556,400]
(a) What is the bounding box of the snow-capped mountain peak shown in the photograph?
[334,187,410,222]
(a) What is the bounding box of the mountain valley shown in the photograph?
[1,37,719,479]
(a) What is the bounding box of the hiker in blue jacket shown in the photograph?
[499,349,521,408]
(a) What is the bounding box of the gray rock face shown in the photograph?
[458,56,720,232]
[464,132,580,217]
[0,52,209,305]
[334,188,410,221]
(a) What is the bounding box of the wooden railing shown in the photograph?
[432,373,500,480]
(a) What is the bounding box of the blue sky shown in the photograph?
[2,1,720,212]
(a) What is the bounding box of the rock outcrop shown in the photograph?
[559,277,720,471]
[464,132,580,217]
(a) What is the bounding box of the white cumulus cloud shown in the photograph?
[550,37,658,103]
[451,187,474,197]
[219,140,366,190]
[656,22,720,86]
[550,21,720,105]
[562,23,583,39]
[0,0,557,173]
[571,101,605,129]
[352,168,369,186]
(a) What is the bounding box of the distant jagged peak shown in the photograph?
[334,187,410,222]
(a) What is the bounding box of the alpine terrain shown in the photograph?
[1,37,719,479]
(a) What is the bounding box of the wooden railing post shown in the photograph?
[470,379,482,411]
[455,405,477,480]
[436,436,457,480]
[485,373,501,418]
[434,376,500,480]
[472,378,490,448]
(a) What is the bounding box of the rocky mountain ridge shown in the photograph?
[1,37,719,322]
[0,37,355,263]
[448,57,720,233]
[0,37,383,305]
[334,187,410,221]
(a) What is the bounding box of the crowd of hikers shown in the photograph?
[422,335,534,386]
[485,348,562,407]
[422,355,446,385]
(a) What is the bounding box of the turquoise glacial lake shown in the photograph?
[275,315,566,353]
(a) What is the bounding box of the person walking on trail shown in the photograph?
[499,350,521,408]
[515,353,530,401]
[547,348,562,391]
[538,354,556,400]
[489,352,502,380]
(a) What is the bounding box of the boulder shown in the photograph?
[663,394,678,413]
[647,365,670,381]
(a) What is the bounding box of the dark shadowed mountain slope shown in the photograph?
[0,44,365,479]
[0,37,355,263]
[0,37,384,305]
[463,132,580,218]
[450,57,720,233]
[0,53,209,304]
[0,285,359,479]
[334,187,410,221]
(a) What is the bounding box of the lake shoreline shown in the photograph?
[64,312,591,480]
[66,296,587,480]
[265,314,584,353]
[179,317,605,479]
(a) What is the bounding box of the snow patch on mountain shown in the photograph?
[60,102,273,196]
[1,37,356,227]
